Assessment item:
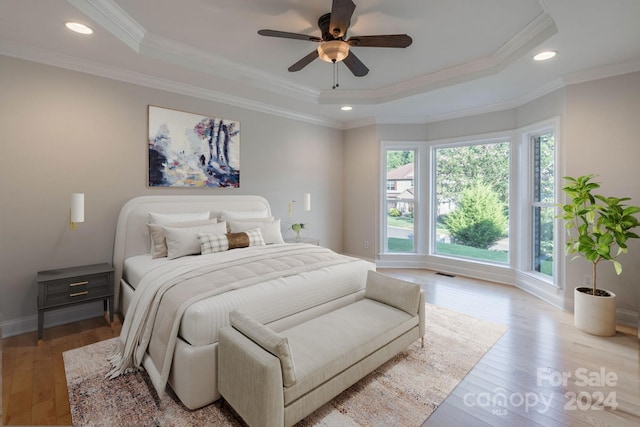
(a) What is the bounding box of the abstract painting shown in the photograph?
[148,106,240,187]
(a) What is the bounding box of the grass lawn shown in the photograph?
[387,215,553,276]
[387,216,414,228]
[388,238,553,276]
[387,238,508,263]
[435,242,508,263]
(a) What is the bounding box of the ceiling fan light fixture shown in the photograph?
[317,40,350,63]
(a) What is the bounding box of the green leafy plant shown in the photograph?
[388,208,402,217]
[444,184,507,249]
[558,175,640,295]
[291,223,306,233]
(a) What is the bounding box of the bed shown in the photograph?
[111,195,375,410]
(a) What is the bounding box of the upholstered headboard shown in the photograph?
[112,195,271,310]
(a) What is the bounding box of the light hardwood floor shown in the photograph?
[2,269,638,426]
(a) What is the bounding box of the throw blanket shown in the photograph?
[107,244,356,397]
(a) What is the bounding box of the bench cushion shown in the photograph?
[281,299,417,405]
[229,310,297,387]
[364,270,421,316]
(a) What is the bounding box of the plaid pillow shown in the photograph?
[198,232,229,254]
[199,228,265,255]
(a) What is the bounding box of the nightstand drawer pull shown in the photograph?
[70,291,89,297]
[69,281,89,287]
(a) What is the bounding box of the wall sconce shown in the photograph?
[303,193,311,211]
[70,193,84,230]
[288,193,311,216]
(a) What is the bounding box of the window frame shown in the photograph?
[517,118,561,287]
[430,136,512,265]
[380,141,427,255]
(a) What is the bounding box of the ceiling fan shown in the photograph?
[258,0,412,79]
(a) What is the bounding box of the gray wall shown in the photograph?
[343,72,640,319]
[0,55,343,336]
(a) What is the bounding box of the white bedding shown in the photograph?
[122,244,375,346]
[123,254,167,288]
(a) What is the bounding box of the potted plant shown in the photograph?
[291,222,307,242]
[558,175,640,336]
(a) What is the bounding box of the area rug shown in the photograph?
[63,304,506,426]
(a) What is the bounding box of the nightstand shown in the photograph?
[284,237,320,245]
[37,263,114,341]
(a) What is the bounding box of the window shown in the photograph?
[433,140,510,264]
[384,148,416,253]
[530,132,555,278]
[379,119,559,291]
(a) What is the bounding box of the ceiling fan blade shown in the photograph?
[342,51,369,77]
[347,34,413,48]
[288,50,319,72]
[258,29,321,42]
[329,0,356,39]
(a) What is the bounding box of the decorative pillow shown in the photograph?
[229,310,297,387]
[147,219,218,258]
[199,228,265,254]
[228,228,265,249]
[147,211,212,254]
[198,232,230,254]
[227,218,285,245]
[163,222,227,260]
[219,209,269,221]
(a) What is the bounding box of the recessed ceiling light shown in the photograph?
[341,105,353,111]
[533,50,557,61]
[65,22,93,35]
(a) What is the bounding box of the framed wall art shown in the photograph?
[148,105,240,187]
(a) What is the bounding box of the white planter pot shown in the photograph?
[574,287,617,336]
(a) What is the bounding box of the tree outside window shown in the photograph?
[434,141,510,263]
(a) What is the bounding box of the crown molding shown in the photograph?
[68,0,320,103]
[562,58,640,86]
[417,58,640,126]
[514,78,565,106]
[140,32,320,102]
[0,40,339,129]
[7,33,638,133]
[344,59,640,130]
[343,80,566,130]
[320,12,558,105]
[67,0,145,52]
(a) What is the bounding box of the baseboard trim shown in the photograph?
[616,308,638,328]
[1,301,106,338]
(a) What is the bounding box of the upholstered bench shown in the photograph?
[218,271,425,427]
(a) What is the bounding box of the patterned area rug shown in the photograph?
[63,304,506,426]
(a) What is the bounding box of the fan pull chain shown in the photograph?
[332,59,339,90]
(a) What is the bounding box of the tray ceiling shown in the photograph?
[1,0,639,128]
